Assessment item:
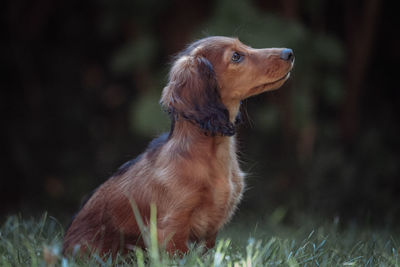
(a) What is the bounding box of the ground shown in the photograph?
[0,213,399,266]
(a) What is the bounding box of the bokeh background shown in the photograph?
[1,0,399,227]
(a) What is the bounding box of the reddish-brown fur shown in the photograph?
[63,36,294,256]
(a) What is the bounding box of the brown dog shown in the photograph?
[63,36,294,256]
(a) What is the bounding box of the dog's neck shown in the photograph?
[168,119,235,157]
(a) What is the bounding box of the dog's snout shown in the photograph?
[280,48,294,62]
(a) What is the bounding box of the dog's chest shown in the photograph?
[183,137,240,238]
[189,162,236,238]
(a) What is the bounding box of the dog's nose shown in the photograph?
[280,48,294,61]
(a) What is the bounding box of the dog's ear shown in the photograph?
[160,55,235,136]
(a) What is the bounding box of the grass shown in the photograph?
[0,212,399,266]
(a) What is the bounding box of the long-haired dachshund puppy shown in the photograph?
[63,36,294,256]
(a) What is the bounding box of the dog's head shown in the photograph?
[161,36,294,136]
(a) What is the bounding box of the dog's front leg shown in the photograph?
[158,221,190,256]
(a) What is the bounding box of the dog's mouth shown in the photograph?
[268,71,291,86]
[251,71,291,93]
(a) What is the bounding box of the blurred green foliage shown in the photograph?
[130,91,170,136]
[112,36,158,74]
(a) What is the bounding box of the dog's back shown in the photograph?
[63,134,169,255]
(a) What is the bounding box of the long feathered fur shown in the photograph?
[63,36,294,257]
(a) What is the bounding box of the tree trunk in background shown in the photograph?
[280,0,316,162]
[340,0,381,142]
[279,0,299,149]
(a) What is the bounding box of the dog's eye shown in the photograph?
[231,52,243,63]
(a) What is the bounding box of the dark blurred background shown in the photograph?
[1,0,399,226]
